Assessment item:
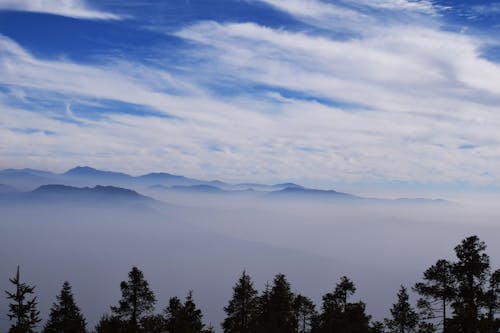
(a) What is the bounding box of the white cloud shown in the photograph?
[351,0,439,14]
[3,1,500,187]
[0,0,122,20]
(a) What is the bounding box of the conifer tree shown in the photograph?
[257,274,297,333]
[94,314,125,333]
[254,282,271,333]
[332,276,356,312]
[140,314,166,333]
[5,266,41,333]
[314,276,371,333]
[293,294,316,333]
[482,268,499,333]
[222,271,259,333]
[385,286,419,333]
[42,281,87,333]
[448,236,490,333]
[111,267,156,333]
[164,291,206,333]
[414,259,455,332]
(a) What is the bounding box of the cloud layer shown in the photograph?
[0,0,121,20]
[1,0,500,189]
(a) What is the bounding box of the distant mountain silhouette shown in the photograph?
[64,166,130,180]
[170,185,226,193]
[25,184,152,203]
[0,166,450,204]
[0,168,58,190]
[268,186,359,200]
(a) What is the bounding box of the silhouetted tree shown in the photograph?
[313,276,371,333]
[448,236,490,333]
[140,314,166,333]
[414,259,455,332]
[254,282,271,333]
[293,294,316,333]
[371,321,385,333]
[111,267,156,333]
[42,281,87,333]
[255,274,297,333]
[95,314,125,333]
[164,291,206,333]
[222,271,259,333]
[385,286,418,333]
[5,266,41,333]
[482,268,499,333]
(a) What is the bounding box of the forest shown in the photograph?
[4,235,499,333]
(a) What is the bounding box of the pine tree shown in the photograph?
[314,276,371,333]
[385,286,419,333]
[258,273,297,333]
[164,291,206,333]
[94,314,125,333]
[42,281,87,333]
[414,259,455,332]
[254,282,271,333]
[140,314,166,333]
[332,276,356,312]
[293,294,316,333]
[448,236,490,333]
[164,296,184,333]
[222,271,259,333]
[111,267,156,333]
[5,266,41,333]
[482,269,499,333]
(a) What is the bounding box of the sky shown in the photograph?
[1,0,500,193]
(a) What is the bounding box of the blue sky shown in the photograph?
[1,0,500,193]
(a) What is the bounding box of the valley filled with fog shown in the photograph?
[1,171,499,332]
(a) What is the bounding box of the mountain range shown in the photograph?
[0,166,449,204]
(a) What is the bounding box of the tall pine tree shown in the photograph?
[256,274,297,333]
[293,294,316,333]
[164,291,207,333]
[414,259,455,332]
[314,276,371,333]
[5,266,41,333]
[385,286,419,333]
[222,271,259,333]
[111,267,156,333]
[42,281,87,333]
[448,236,490,333]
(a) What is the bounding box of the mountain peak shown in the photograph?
[32,184,149,201]
[64,166,130,179]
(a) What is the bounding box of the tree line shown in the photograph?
[3,235,499,333]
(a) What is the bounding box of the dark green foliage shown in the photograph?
[414,259,455,332]
[254,273,297,333]
[42,281,87,333]
[140,314,166,333]
[385,286,419,333]
[222,271,259,333]
[293,294,316,333]
[370,321,385,333]
[482,269,499,332]
[314,276,371,333]
[5,266,41,333]
[447,236,490,333]
[164,291,206,333]
[111,267,156,333]
[95,314,126,333]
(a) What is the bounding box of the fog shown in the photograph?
[0,193,499,333]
